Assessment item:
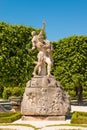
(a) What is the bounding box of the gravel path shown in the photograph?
[0,125,87,130]
[39,126,87,130]
[71,105,87,112]
[0,125,34,130]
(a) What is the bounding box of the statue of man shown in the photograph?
[31,21,53,77]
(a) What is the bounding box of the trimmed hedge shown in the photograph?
[71,111,87,124]
[0,112,22,123]
[3,87,24,99]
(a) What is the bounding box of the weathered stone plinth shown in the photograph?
[22,115,65,121]
[21,76,71,120]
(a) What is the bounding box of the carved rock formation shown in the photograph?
[21,76,71,117]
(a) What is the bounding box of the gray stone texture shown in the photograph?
[21,76,71,116]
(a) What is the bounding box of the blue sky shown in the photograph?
[0,0,87,41]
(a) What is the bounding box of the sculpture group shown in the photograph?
[21,21,71,120]
[31,21,53,76]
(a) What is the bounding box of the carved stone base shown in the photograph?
[21,76,71,117]
[22,115,65,121]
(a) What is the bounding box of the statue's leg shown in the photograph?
[38,66,41,75]
[33,62,42,76]
[45,57,52,76]
[38,62,46,76]
[47,50,53,65]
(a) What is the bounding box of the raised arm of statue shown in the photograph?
[39,21,46,36]
[42,21,46,32]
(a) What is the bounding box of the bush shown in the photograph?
[0,112,22,123]
[3,87,12,99]
[0,85,4,98]
[69,90,76,100]
[0,112,14,117]
[71,111,87,124]
[2,86,25,99]
[21,87,25,96]
[12,87,22,97]
[83,91,87,99]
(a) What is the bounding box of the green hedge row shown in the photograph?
[71,111,87,124]
[2,87,24,99]
[0,112,22,123]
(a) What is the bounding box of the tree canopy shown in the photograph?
[0,22,38,87]
[52,35,87,98]
[0,21,87,99]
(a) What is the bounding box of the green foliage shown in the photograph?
[0,21,87,99]
[0,84,4,98]
[2,87,24,99]
[69,91,76,100]
[0,21,39,87]
[71,111,87,124]
[0,112,22,123]
[12,87,22,97]
[3,87,12,99]
[83,91,87,99]
[52,35,87,98]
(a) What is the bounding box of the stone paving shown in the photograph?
[0,124,87,130]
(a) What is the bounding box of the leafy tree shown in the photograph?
[52,35,87,98]
[0,22,39,87]
[0,21,87,99]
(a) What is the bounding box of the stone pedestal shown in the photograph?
[21,76,71,120]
